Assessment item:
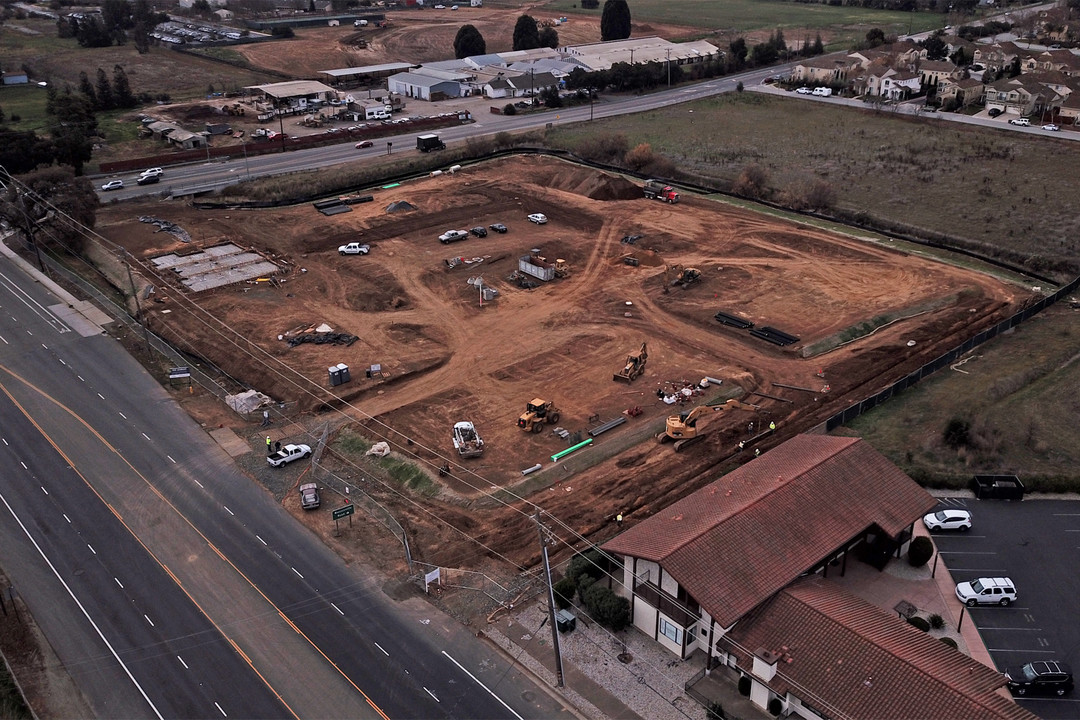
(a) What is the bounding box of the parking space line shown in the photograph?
[937,550,996,554]
[988,647,1056,653]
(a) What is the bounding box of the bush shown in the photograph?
[907,615,931,632]
[582,582,630,631]
[707,702,727,720]
[738,675,751,696]
[575,132,628,163]
[940,636,958,649]
[768,697,783,716]
[553,576,576,610]
[907,536,934,567]
[732,164,770,200]
[502,103,517,116]
[577,574,596,603]
[943,417,971,449]
[567,549,607,588]
[929,613,945,629]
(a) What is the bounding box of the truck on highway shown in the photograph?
[643,179,679,203]
[417,133,446,152]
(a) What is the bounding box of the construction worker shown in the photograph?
[266,436,272,454]
[769,421,776,432]
[616,513,623,527]
[738,441,745,451]
[262,409,270,427]
[754,448,761,457]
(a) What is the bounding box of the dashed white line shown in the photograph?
[88,544,96,555]
[40,486,48,495]
[40,343,46,349]
[20,461,26,470]
[141,432,150,441]
[424,687,440,703]
[59,358,66,365]
[119,411,127,419]
[167,455,176,464]
[63,514,71,523]
[214,701,227,717]
[223,506,234,516]
[177,655,188,669]
[2,438,7,445]
[256,535,267,545]
[374,642,388,656]
[442,651,523,719]
[331,602,344,615]
[77,375,84,382]
[193,479,204,489]
[291,567,303,578]
[0,334,7,345]
[97,393,105,400]
[144,614,155,627]
[26,330,32,336]
[114,577,123,588]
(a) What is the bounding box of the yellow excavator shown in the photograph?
[665,264,701,291]
[613,342,648,383]
[657,398,758,451]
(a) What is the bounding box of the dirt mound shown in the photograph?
[545,167,641,201]
[387,200,416,213]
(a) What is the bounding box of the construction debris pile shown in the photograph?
[139,216,191,243]
[656,379,711,405]
[281,322,357,348]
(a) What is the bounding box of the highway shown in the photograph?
[0,248,569,718]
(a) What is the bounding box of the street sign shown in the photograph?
[332,504,355,520]
[168,366,191,379]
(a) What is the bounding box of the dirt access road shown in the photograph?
[98,155,1032,570]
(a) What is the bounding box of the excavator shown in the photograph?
[663,264,701,292]
[657,398,758,451]
[613,342,648,383]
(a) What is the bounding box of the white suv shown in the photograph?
[1009,117,1031,127]
[956,577,1016,606]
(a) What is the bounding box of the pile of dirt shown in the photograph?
[177,104,223,121]
[545,167,641,201]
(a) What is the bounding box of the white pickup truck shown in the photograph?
[338,242,370,255]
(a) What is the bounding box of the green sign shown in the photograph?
[332,504,355,520]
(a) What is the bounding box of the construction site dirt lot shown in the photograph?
[98,155,1035,570]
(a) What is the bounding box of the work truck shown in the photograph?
[643,179,680,203]
[417,133,446,152]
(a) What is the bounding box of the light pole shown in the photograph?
[630,48,635,65]
[666,48,671,87]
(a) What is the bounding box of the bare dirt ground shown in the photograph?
[97,155,1032,572]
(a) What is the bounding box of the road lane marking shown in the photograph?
[193,479,204,488]
[0,271,71,333]
[214,701,227,716]
[167,455,176,464]
[145,614,155,627]
[2,438,7,445]
[442,651,523,720]
[331,603,343,616]
[40,485,47,494]
[97,393,104,400]
[141,432,150,441]
[0,335,6,344]
[256,535,267,545]
[224,506,234,516]
[20,461,26,469]
[119,412,127,419]
[424,687,439,702]
[114,577,122,587]
[178,655,188,669]
[291,567,303,578]
[78,375,84,381]
[88,544,96,554]
[374,642,388,656]
[59,359,66,365]
[63,514,71,523]
[990,647,1056,653]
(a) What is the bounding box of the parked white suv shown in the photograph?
[956,577,1016,606]
[1009,117,1031,127]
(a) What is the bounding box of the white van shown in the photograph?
[354,19,368,26]
[811,87,832,97]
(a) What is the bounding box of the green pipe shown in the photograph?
[551,438,593,462]
[381,183,401,189]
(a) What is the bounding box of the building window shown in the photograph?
[659,618,682,644]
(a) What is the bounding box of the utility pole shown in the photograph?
[534,511,564,687]
[666,48,671,87]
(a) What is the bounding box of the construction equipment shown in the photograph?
[518,398,560,434]
[613,342,648,383]
[657,399,757,451]
[554,258,570,278]
[667,265,701,289]
[452,421,484,457]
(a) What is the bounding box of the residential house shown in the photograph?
[719,576,1039,720]
[1034,49,1080,76]
[791,55,861,86]
[882,70,922,100]
[482,71,558,99]
[973,41,1025,74]
[919,59,961,92]
[601,434,936,661]
[984,75,1057,117]
[939,76,985,108]
[1057,90,1080,125]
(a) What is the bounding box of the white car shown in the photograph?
[1009,117,1031,126]
[527,213,548,224]
[955,577,1016,607]
[267,443,312,468]
[923,509,971,532]
[140,167,164,178]
[795,87,813,95]
[338,242,370,255]
[101,180,124,191]
[438,229,469,243]
[1042,124,1060,131]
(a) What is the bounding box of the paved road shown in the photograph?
[0,249,568,719]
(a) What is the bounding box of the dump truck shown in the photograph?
[416,133,446,152]
[452,421,484,457]
[299,482,321,510]
[643,179,680,203]
[518,398,560,433]
[658,399,757,451]
[613,342,648,383]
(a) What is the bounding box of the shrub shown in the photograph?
[940,636,958,649]
[907,615,931,632]
[736,81,744,92]
[930,613,945,629]
[732,164,770,200]
[502,103,517,116]
[553,576,576,610]
[738,675,751,696]
[624,142,657,171]
[577,574,596,603]
[575,132,628,163]
[707,702,727,720]
[908,536,934,567]
[943,417,971,449]
[768,698,783,716]
[582,582,630,631]
[567,549,607,588]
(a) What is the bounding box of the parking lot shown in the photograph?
[932,496,1080,719]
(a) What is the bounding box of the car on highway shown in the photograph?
[527,213,547,224]
[956,577,1016,606]
[1009,117,1031,126]
[140,167,163,178]
[267,443,312,468]
[1042,124,1060,131]
[1005,660,1073,696]
[489,223,508,233]
[338,242,370,255]
[355,140,374,148]
[923,509,972,532]
[136,174,160,186]
[795,87,813,94]
[101,179,124,191]
[439,229,469,243]
[469,226,488,238]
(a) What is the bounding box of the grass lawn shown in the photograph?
[0,84,51,133]
[547,91,1080,278]
[545,0,945,37]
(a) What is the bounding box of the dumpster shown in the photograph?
[970,475,1024,500]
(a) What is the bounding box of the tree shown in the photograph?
[600,0,631,41]
[1008,56,1021,77]
[113,65,136,108]
[95,69,114,111]
[57,16,75,38]
[908,536,934,567]
[729,38,748,70]
[102,0,133,31]
[452,24,485,59]
[811,33,824,56]
[75,16,114,48]
[0,129,55,173]
[866,28,886,48]
[922,34,947,60]
[538,26,559,49]
[0,167,98,255]
[512,15,539,51]
[132,20,150,53]
[78,71,98,109]
[539,85,562,108]
[47,90,97,175]
[0,106,5,125]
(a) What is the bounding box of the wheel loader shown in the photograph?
[517,398,560,433]
[657,398,757,451]
[613,342,648,383]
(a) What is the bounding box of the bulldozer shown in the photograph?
[657,398,757,451]
[613,342,648,383]
[518,398,560,433]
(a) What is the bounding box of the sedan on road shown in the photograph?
[923,509,972,532]
[1042,124,1060,131]
[267,443,312,468]
[355,140,374,148]
[101,179,124,191]
[527,213,547,224]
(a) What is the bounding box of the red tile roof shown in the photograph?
[602,435,936,627]
[720,577,1039,720]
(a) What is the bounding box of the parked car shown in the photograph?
[101,180,124,191]
[1005,661,1073,696]
[1042,123,1060,131]
[923,509,972,532]
[338,242,370,255]
[795,87,813,94]
[140,167,163,178]
[267,443,312,468]
[136,175,160,186]
[439,229,469,243]
[987,108,1003,118]
[355,140,374,148]
[469,226,488,237]
[527,213,548,224]
[299,482,321,510]
[489,223,508,233]
[955,577,1016,606]
[1009,117,1031,126]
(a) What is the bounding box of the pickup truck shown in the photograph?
[338,242,370,255]
[299,482,321,510]
[439,229,469,244]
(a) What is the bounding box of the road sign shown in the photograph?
[168,366,191,379]
[332,504,355,520]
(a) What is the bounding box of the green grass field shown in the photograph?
[0,84,51,133]
[545,0,945,38]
